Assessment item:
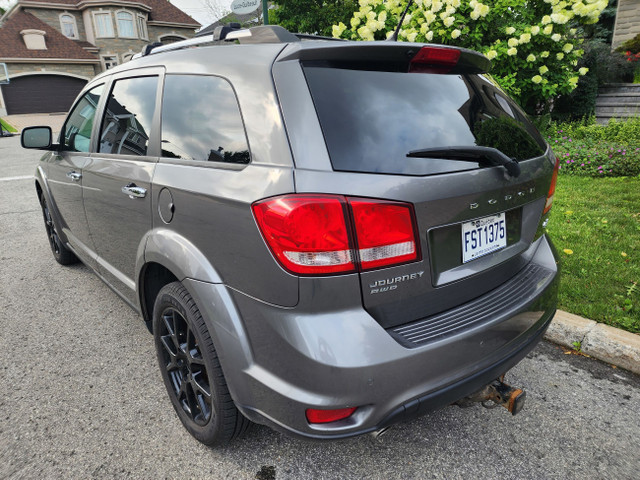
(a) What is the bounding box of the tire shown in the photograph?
[39,193,78,265]
[152,281,250,446]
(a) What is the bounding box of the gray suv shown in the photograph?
[22,25,560,446]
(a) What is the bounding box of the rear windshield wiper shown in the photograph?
[406,146,521,178]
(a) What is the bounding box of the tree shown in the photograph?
[333,0,608,114]
[271,0,358,36]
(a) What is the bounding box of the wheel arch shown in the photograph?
[138,228,224,325]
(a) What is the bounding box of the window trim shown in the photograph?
[136,14,148,40]
[93,10,115,38]
[100,54,119,71]
[115,9,136,39]
[59,12,79,39]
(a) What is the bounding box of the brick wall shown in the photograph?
[612,0,640,49]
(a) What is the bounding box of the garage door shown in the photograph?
[1,74,87,114]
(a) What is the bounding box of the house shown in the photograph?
[0,0,200,115]
[612,0,640,49]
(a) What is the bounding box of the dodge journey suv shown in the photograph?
[22,25,559,446]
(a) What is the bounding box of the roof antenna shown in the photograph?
[387,0,415,42]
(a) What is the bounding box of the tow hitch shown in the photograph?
[454,377,526,415]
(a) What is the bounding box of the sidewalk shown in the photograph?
[2,112,66,134]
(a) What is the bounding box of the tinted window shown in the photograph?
[61,85,103,152]
[303,67,546,176]
[161,75,250,164]
[99,76,158,156]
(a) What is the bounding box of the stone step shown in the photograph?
[596,99,640,107]
[595,106,640,115]
[597,92,640,98]
[600,83,640,93]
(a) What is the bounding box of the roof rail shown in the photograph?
[132,25,301,60]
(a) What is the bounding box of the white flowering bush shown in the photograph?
[332,0,608,112]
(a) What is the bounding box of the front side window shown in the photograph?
[94,12,114,37]
[116,11,135,38]
[60,14,78,39]
[62,85,104,152]
[99,76,158,156]
[161,75,250,164]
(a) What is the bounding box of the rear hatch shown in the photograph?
[276,42,555,329]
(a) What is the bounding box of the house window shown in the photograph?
[136,15,148,40]
[94,12,114,38]
[116,11,135,38]
[101,55,118,70]
[60,13,78,39]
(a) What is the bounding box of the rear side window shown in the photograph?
[161,75,250,164]
[303,67,546,176]
[98,76,158,156]
[61,84,103,152]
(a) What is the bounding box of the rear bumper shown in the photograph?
[185,234,559,440]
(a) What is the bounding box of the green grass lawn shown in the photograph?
[0,118,17,133]
[546,175,640,333]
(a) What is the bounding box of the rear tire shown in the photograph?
[39,193,78,265]
[152,281,250,446]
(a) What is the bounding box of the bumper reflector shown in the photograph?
[306,407,357,424]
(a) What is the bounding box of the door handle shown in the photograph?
[122,183,147,199]
[66,171,82,181]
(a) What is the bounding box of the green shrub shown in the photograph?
[545,118,640,176]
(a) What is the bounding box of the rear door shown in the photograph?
[82,69,162,306]
[275,43,555,329]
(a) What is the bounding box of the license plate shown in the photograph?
[461,213,507,263]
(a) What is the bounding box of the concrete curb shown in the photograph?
[544,310,640,375]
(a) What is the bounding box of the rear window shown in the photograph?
[303,66,546,176]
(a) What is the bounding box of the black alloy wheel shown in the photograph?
[158,305,212,426]
[153,282,250,445]
[39,193,78,265]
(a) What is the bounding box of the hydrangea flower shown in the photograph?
[532,75,542,84]
[531,26,540,35]
[451,29,461,39]
[527,54,536,62]
[552,33,561,42]
[506,26,516,34]
[485,50,498,60]
[508,37,519,47]
[539,65,549,74]
[507,47,518,56]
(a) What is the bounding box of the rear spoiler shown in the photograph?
[276,43,491,75]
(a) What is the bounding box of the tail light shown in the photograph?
[349,199,418,270]
[409,46,461,74]
[306,407,357,424]
[543,156,560,215]
[252,194,420,276]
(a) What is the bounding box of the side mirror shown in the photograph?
[21,126,53,150]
